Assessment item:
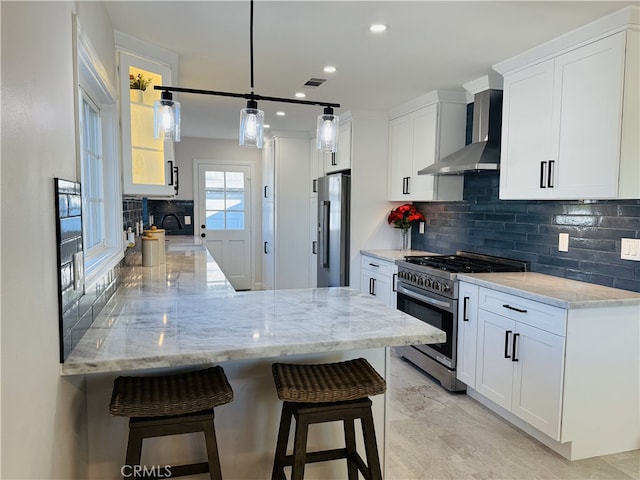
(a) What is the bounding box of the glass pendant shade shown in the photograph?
[153,92,181,142]
[239,99,264,148]
[316,107,339,153]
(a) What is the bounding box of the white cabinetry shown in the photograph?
[261,136,311,290]
[457,277,639,460]
[474,290,566,440]
[325,121,352,173]
[118,51,177,197]
[360,254,397,307]
[456,283,479,387]
[497,22,639,199]
[387,91,467,202]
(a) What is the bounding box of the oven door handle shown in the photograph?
[397,284,452,310]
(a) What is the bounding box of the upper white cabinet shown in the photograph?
[325,121,352,173]
[496,9,639,200]
[118,51,177,197]
[387,91,467,202]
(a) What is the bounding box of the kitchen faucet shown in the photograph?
[161,213,183,230]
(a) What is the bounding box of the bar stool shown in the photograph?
[109,366,233,480]
[271,358,386,480]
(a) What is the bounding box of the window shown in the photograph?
[79,93,105,250]
[204,171,246,230]
[75,15,122,287]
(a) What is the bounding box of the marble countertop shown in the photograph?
[360,249,439,262]
[457,272,640,309]
[61,239,446,375]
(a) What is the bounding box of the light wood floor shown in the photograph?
[386,349,640,480]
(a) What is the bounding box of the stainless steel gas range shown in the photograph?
[395,251,528,391]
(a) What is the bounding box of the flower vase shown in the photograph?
[401,229,410,251]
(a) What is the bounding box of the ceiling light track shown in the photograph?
[153,0,341,151]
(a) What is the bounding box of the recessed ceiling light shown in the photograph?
[370,24,388,33]
[295,92,306,98]
[264,124,271,129]
[276,111,286,116]
[323,65,337,74]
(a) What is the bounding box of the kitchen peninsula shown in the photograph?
[63,237,445,479]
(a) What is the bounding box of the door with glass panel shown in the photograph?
[197,163,252,290]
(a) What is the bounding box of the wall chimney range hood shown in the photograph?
[419,75,503,176]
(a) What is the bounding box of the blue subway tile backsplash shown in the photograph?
[411,171,640,292]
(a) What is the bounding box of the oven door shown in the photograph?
[396,282,458,369]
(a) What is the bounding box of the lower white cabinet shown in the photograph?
[457,279,639,460]
[360,254,397,307]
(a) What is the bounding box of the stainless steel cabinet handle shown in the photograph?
[503,304,527,313]
[512,333,520,362]
[504,330,512,359]
[321,201,330,268]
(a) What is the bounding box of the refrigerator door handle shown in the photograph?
[321,200,330,268]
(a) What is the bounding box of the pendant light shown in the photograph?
[316,106,339,153]
[152,0,340,149]
[239,98,264,148]
[153,91,181,142]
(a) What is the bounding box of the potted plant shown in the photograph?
[129,73,150,103]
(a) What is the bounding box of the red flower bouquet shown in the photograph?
[388,203,425,231]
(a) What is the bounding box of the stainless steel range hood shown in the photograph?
[419,89,503,175]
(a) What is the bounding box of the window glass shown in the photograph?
[205,171,245,230]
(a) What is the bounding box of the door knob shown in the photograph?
[201,233,206,238]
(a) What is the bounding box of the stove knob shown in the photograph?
[417,276,424,286]
[433,281,441,291]
[442,283,451,292]
[426,278,433,288]
[411,274,418,283]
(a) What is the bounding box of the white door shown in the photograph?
[197,163,252,291]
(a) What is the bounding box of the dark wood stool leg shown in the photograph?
[291,411,310,480]
[343,417,359,480]
[272,402,294,480]
[202,416,223,480]
[361,408,382,480]
[124,422,144,480]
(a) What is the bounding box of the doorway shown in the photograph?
[194,160,253,290]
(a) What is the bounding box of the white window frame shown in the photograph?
[74,15,123,288]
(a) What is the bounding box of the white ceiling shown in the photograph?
[104,1,636,141]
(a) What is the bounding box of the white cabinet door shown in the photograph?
[387,101,464,202]
[325,121,352,173]
[499,60,555,199]
[552,32,625,199]
[511,322,565,440]
[475,310,515,410]
[387,116,413,201]
[119,52,176,197]
[261,140,275,290]
[361,271,392,306]
[500,33,627,200]
[457,282,479,388]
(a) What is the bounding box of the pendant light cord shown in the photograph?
[249,0,255,95]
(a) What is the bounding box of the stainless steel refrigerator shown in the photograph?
[317,173,350,287]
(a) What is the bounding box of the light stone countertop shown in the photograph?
[457,272,640,309]
[360,249,440,262]
[61,239,446,375]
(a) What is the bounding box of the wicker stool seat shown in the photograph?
[110,366,233,480]
[271,358,386,480]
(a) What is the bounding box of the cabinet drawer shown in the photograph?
[479,287,566,336]
[360,256,395,277]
